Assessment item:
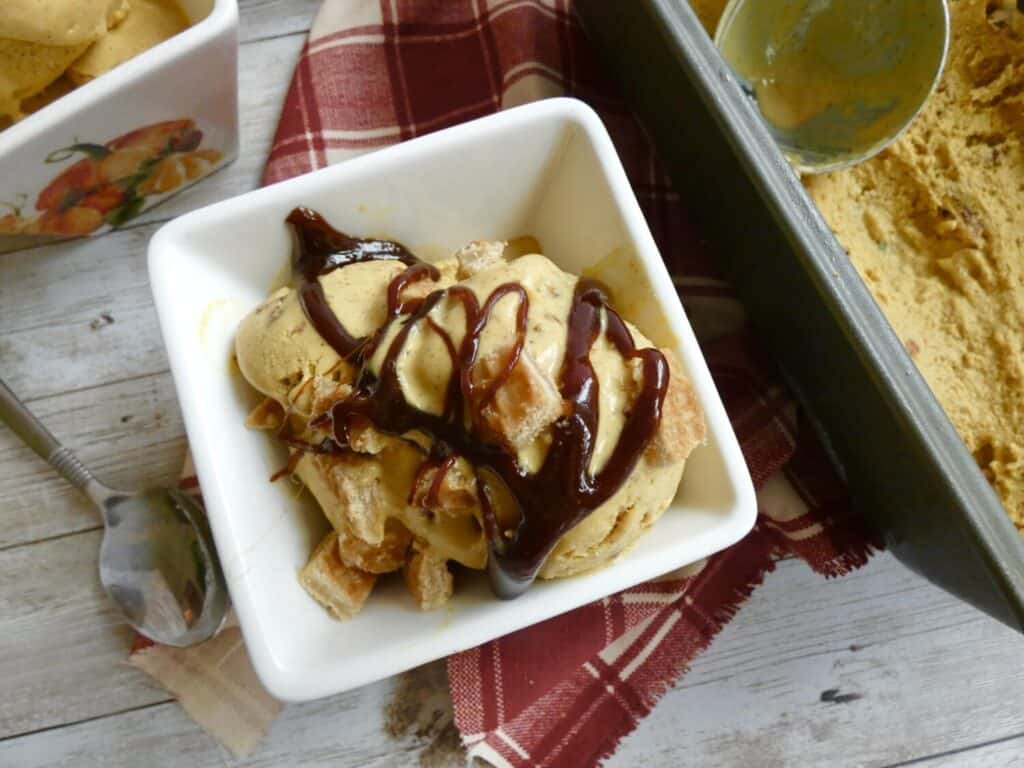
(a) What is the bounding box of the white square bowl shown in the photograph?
[149,98,756,702]
[0,0,238,254]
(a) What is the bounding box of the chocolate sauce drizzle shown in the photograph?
[286,207,669,598]
[288,207,436,359]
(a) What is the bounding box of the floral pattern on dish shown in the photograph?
[0,118,222,238]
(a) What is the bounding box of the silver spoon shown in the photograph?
[0,376,229,647]
[715,0,950,173]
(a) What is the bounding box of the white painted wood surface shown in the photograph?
[1,2,1023,765]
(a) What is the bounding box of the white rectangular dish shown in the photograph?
[149,97,756,702]
[0,0,238,254]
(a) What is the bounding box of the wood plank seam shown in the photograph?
[0,701,173,746]
[244,28,312,46]
[0,525,103,554]
[12,368,172,408]
[879,730,1024,768]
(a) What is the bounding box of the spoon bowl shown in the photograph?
[98,487,229,647]
[715,0,950,173]
[1,377,229,647]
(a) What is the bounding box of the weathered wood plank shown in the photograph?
[0,530,172,739]
[608,553,1024,768]
[906,736,1024,767]
[1,552,1022,766]
[238,0,319,43]
[0,372,187,549]
[0,224,170,402]
[0,663,458,767]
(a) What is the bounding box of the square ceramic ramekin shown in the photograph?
[149,98,757,701]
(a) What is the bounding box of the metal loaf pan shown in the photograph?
[576,0,1024,631]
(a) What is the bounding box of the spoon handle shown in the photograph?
[0,376,99,492]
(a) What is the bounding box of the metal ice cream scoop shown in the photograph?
[0,376,228,647]
[715,0,950,173]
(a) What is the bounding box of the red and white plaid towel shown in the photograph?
[131,1,879,764]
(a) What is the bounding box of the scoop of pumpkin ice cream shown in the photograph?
[0,0,189,124]
[68,0,188,85]
[0,0,129,119]
[236,241,705,614]
[0,0,130,47]
[0,39,87,120]
[236,260,410,405]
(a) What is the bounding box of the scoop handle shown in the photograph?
[0,376,97,492]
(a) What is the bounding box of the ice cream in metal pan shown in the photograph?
[694,0,1024,535]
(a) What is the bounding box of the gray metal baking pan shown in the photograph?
[576,0,1024,631]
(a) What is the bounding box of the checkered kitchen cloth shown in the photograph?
[130,1,879,764]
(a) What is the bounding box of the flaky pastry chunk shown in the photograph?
[474,347,565,452]
[455,240,509,278]
[403,542,454,611]
[245,397,285,431]
[336,520,412,575]
[299,532,375,619]
[409,456,481,513]
[305,452,392,545]
[641,351,707,469]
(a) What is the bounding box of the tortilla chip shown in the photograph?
[68,0,187,85]
[0,0,129,46]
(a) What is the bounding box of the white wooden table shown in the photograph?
[2,3,1024,765]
